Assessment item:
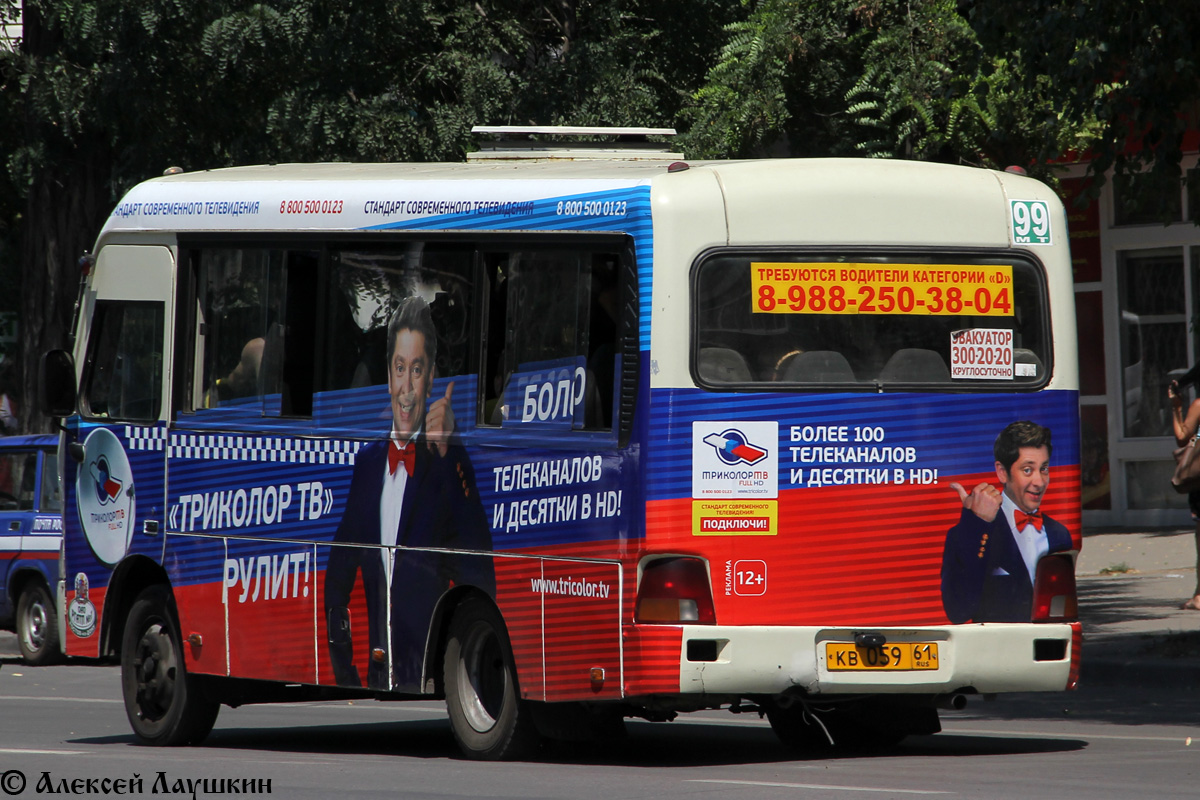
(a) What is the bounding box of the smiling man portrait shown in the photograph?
[940,420,1073,624]
[323,295,493,691]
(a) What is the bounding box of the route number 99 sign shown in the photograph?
[1010,199,1053,245]
[750,263,1014,317]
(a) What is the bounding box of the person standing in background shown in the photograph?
[1169,366,1200,610]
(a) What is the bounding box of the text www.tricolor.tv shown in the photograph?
[529,577,612,599]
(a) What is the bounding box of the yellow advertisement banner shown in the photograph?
[692,500,778,536]
[750,263,1014,316]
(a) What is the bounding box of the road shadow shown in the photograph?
[76,719,462,759]
[1077,574,1190,630]
[1078,574,1200,663]
[565,722,1085,766]
[73,715,1086,766]
[955,576,1200,729]
[952,681,1200,729]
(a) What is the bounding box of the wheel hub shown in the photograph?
[133,624,177,721]
[24,601,47,650]
[458,622,507,733]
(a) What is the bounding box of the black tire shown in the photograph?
[443,596,538,760]
[120,586,219,746]
[16,582,62,666]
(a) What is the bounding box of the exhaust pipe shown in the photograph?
[936,693,968,711]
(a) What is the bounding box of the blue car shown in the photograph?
[0,434,63,664]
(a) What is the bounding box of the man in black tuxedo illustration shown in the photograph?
[941,420,1072,624]
[325,296,493,690]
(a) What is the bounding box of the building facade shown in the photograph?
[1065,147,1200,527]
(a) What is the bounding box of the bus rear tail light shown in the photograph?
[1032,554,1077,622]
[636,557,716,624]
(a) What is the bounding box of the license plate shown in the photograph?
[825,642,939,671]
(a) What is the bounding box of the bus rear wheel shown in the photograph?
[443,596,537,760]
[120,586,219,746]
[16,582,62,666]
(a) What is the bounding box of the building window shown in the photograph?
[1117,248,1187,438]
[1193,248,1200,362]
[1125,460,1188,510]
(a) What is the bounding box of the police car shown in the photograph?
[0,434,63,665]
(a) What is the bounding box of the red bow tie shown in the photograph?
[388,440,416,476]
[1014,509,1043,531]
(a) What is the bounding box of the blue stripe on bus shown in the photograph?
[644,388,1081,501]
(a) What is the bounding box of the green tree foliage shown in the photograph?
[680,0,870,159]
[680,0,1099,177]
[521,1,740,130]
[967,0,1200,200]
[844,1,1098,179]
[0,0,732,430]
[4,0,735,185]
[0,3,23,341]
[2,0,1195,431]
[843,0,984,161]
[966,54,1103,180]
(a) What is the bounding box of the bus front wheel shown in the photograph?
[443,596,537,760]
[120,586,219,746]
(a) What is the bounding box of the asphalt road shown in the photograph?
[1,648,1198,800]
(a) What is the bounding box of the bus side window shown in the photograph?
[324,244,478,409]
[481,253,509,425]
[194,248,316,417]
[481,248,618,432]
[196,249,272,411]
[273,251,318,416]
[80,300,165,421]
[587,253,619,425]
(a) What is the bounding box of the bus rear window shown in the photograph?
[693,252,1050,391]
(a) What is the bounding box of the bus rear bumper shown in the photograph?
[676,622,1078,696]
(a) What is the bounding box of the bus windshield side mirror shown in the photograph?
[39,349,78,418]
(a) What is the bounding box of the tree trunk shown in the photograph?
[15,5,112,433]
[18,160,107,433]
